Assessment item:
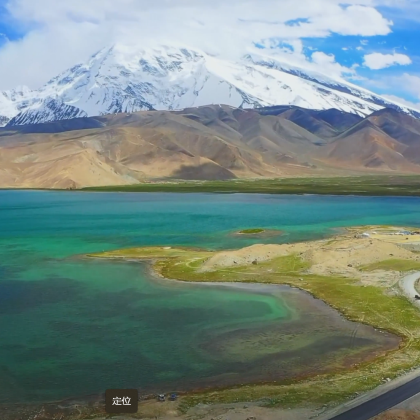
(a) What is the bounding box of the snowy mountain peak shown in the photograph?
[1,43,419,127]
[2,85,32,99]
[8,97,88,126]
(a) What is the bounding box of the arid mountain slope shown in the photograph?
[1,105,420,188]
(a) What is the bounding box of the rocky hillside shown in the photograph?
[1,105,420,188]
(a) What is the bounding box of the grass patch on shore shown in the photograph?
[88,246,420,410]
[82,175,420,196]
[360,259,420,272]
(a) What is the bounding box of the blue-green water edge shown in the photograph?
[1,191,420,404]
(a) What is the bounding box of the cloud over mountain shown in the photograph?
[1,43,419,128]
[0,0,396,90]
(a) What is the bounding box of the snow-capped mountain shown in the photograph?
[1,44,419,127]
[7,98,88,126]
[0,85,33,124]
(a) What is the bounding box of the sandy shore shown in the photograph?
[200,226,420,289]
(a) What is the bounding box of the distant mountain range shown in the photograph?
[1,104,420,189]
[1,43,420,127]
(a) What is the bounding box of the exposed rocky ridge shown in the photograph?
[1,44,419,128]
[1,104,420,188]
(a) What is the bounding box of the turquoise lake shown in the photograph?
[1,191,419,404]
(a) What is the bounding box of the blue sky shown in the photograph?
[0,0,419,109]
[0,2,22,43]
[299,10,420,104]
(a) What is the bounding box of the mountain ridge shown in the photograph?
[1,104,420,189]
[1,43,419,127]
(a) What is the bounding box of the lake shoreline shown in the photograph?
[3,174,420,197]
[80,176,420,196]
[4,192,420,420]
[85,225,420,412]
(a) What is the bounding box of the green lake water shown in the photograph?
[1,191,419,403]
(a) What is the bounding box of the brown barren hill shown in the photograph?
[1,104,420,188]
[321,119,420,172]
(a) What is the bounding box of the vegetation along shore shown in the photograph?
[82,176,420,196]
[87,225,420,413]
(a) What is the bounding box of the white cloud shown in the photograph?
[382,94,420,111]
[363,52,412,69]
[249,39,356,80]
[397,73,420,99]
[311,51,356,77]
[371,0,420,23]
[363,72,420,110]
[0,0,394,90]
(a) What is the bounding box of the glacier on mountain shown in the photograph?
[1,43,419,127]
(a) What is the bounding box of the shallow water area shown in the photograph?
[1,191,419,404]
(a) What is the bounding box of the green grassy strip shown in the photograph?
[82,175,420,196]
[360,259,420,272]
[89,247,420,409]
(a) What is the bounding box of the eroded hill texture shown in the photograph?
[1,105,420,188]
